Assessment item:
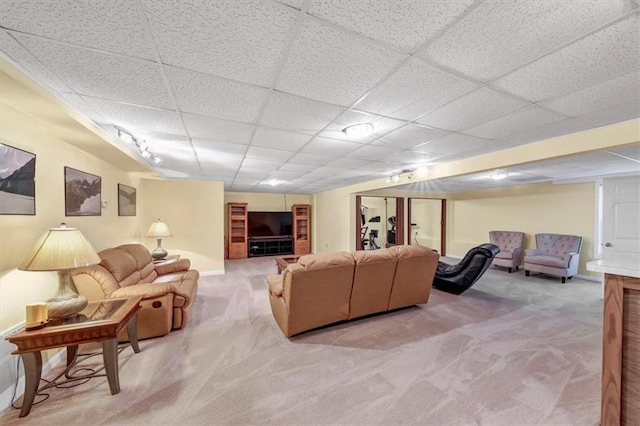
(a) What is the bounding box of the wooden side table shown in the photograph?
[6,296,142,417]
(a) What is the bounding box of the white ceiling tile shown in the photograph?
[269,170,306,180]
[385,151,440,165]
[276,17,408,106]
[417,88,530,131]
[541,70,640,117]
[498,119,591,146]
[141,0,296,87]
[183,113,254,144]
[573,101,640,129]
[278,162,318,172]
[240,158,283,172]
[606,144,640,161]
[145,136,198,167]
[245,146,295,162]
[192,139,247,167]
[0,0,155,59]
[307,0,473,53]
[377,124,448,149]
[83,97,185,136]
[56,91,106,124]
[325,158,371,169]
[276,0,305,10]
[464,105,568,140]
[288,152,334,166]
[166,66,269,122]
[345,144,400,161]
[492,14,640,102]
[413,133,495,155]
[251,126,313,150]
[421,1,636,82]
[12,33,173,108]
[356,58,479,119]
[260,92,345,132]
[0,30,69,92]
[301,137,361,157]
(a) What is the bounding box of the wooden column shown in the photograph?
[601,273,640,425]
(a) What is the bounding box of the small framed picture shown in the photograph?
[0,143,36,215]
[64,166,101,216]
[118,184,136,216]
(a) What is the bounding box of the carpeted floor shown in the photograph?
[1,256,603,425]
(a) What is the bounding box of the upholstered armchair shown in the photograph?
[524,234,583,283]
[489,231,525,273]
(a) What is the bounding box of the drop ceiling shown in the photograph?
[0,0,639,194]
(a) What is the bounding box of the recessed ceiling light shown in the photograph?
[342,123,374,138]
[490,173,509,180]
[260,179,281,186]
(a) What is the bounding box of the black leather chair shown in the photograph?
[433,243,500,295]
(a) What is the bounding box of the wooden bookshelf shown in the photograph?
[292,204,311,255]
[227,202,248,259]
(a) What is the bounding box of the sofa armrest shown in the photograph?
[563,252,580,263]
[525,249,541,256]
[154,259,190,275]
[266,274,283,297]
[111,282,177,299]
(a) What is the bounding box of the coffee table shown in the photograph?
[275,255,305,274]
[6,296,142,417]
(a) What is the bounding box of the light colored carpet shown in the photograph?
[1,257,603,425]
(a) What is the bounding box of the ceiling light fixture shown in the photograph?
[490,173,509,180]
[342,123,374,138]
[260,179,281,186]
[116,127,162,166]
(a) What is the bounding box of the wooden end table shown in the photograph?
[6,296,142,417]
[275,255,305,274]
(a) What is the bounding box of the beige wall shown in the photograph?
[0,103,226,334]
[0,103,142,332]
[447,182,597,276]
[140,179,225,273]
[410,198,442,250]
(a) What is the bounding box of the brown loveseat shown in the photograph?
[266,245,439,337]
[71,244,198,340]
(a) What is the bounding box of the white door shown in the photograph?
[602,176,640,263]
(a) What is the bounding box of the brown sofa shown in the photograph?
[266,245,439,337]
[71,244,199,340]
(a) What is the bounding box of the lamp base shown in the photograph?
[151,238,167,260]
[47,293,88,319]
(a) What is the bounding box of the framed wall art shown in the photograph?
[64,166,101,216]
[0,143,36,215]
[118,183,136,216]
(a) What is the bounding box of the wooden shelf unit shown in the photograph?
[292,204,311,255]
[227,202,248,259]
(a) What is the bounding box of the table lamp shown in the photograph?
[146,219,173,260]
[19,223,101,319]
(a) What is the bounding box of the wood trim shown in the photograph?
[441,199,447,256]
[355,195,362,251]
[395,198,404,245]
[407,197,413,245]
[601,273,640,425]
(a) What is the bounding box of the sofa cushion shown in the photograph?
[99,248,139,285]
[350,249,397,319]
[524,254,567,268]
[495,250,514,260]
[298,251,354,270]
[118,244,154,268]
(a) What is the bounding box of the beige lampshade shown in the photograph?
[146,219,173,238]
[19,223,101,271]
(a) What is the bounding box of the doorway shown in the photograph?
[356,195,404,251]
[408,197,446,255]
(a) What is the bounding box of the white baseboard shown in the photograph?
[200,269,225,277]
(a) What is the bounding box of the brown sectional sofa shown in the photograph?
[266,245,439,337]
[71,243,198,340]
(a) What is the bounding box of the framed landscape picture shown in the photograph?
[0,143,36,215]
[118,183,136,216]
[64,167,101,216]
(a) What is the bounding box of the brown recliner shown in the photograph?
[72,244,198,340]
[266,245,439,337]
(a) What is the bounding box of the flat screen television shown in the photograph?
[248,211,292,238]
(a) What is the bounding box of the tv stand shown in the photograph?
[248,237,294,257]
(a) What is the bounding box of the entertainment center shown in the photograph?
[227,203,311,259]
